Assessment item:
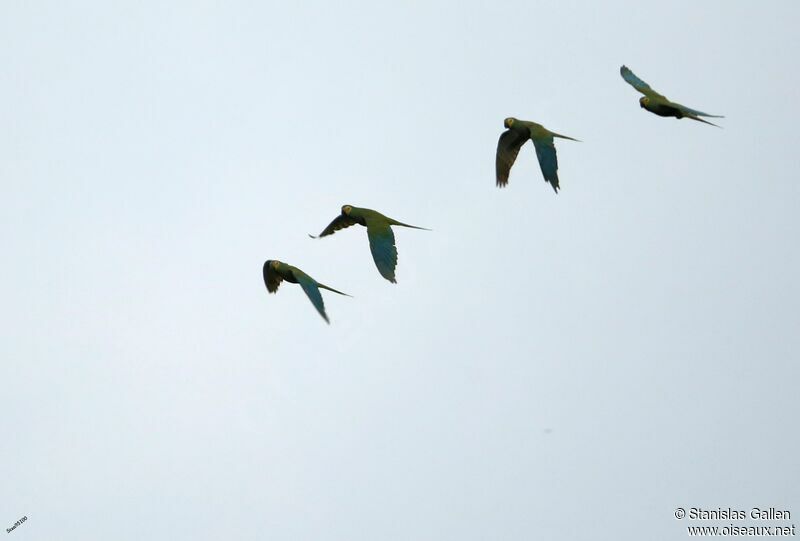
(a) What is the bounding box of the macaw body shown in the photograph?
[496,117,579,193]
[645,101,695,119]
[310,205,429,284]
[620,65,723,127]
[263,259,349,323]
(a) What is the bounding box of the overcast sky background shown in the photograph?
[2,1,799,539]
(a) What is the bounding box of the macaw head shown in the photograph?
[341,205,353,216]
[268,260,281,270]
[639,96,649,109]
[504,117,516,129]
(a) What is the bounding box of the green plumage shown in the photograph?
[310,205,430,284]
[620,65,724,127]
[496,117,579,193]
[262,259,349,324]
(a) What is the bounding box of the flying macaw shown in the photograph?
[263,259,349,324]
[310,205,429,284]
[496,117,579,193]
[620,65,724,127]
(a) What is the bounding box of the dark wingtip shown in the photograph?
[308,233,318,239]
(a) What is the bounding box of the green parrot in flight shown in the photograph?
[620,65,724,127]
[263,259,350,324]
[496,117,579,193]
[310,205,430,284]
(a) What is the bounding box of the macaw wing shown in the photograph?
[312,214,359,238]
[292,270,330,323]
[620,65,665,99]
[531,136,561,193]
[263,261,283,293]
[366,222,398,283]
[496,129,529,187]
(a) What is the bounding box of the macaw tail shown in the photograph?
[387,219,432,231]
[317,283,352,297]
[687,115,722,128]
[552,132,581,142]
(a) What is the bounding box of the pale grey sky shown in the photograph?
[2,1,799,539]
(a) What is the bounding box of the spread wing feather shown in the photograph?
[366,223,398,283]
[263,261,283,293]
[311,214,358,238]
[496,129,529,187]
[620,65,665,99]
[531,136,561,193]
[293,271,330,323]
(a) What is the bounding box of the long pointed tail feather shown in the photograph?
[388,219,432,231]
[552,132,581,142]
[687,115,722,128]
[317,283,352,297]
